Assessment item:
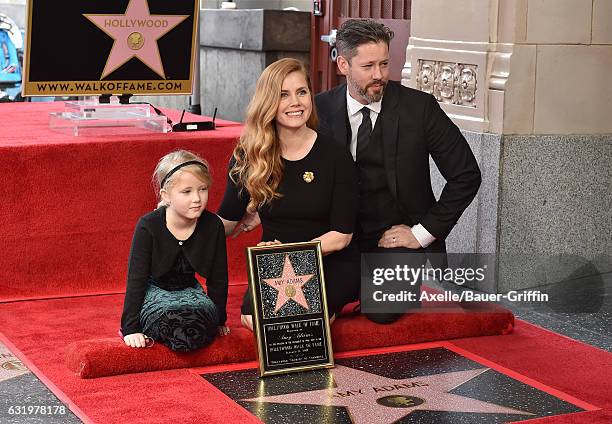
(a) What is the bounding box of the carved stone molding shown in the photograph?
[489,51,511,91]
[416,60,478,107]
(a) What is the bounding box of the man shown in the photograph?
[315,19,481,323]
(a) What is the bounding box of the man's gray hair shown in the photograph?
[336,19,394,61]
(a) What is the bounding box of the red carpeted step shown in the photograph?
[0,102,249,302]
[66,307,514,378]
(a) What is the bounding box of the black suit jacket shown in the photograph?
[315,81,481,247]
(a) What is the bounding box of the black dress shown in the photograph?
[218,133,360,315]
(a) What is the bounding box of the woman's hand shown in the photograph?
[219,213,262,238]
[232,212,261,239]
[217,325,231,336]
[312,231,352,255]
[123,333,147,348]
[219,216,239,237]
[257,239,282,247]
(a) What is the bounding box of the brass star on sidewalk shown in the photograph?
[84,0,188,79]
[245,365,533,424]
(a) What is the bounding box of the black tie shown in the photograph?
[356,107,371,160]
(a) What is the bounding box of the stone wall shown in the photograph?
[405,0,612,135]
[406,0,612,291]
[138,8,311,122]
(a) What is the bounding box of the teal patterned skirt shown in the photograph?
[140,281,219,352]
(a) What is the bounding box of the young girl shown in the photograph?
[121,150,230,351]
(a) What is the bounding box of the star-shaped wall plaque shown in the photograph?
[83,0,188,79]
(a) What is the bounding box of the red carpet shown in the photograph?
[0,102,256,302]
[60,285,513,378]
[1,306,610,423]
[2,102,610,422]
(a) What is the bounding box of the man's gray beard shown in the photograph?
[347,75,385,104]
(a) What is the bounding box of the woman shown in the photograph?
[217,58,360,330]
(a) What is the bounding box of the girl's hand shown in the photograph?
[218,325,231,336]
[124,333,147,348]
[257,239,282,247]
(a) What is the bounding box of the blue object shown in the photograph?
[0,30,21,83]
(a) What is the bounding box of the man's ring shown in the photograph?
[392,237,396,242]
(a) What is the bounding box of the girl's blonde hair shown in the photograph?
[230,58,318,212]
[153,150,211,208]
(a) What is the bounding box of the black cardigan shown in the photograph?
[120,208,228,335]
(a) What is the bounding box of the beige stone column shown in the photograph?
[403,0,612,292]
[403,0,612,135]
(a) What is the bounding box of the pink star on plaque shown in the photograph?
[246,366,533,423]
[263,255,313,313]
[83,0,188,79]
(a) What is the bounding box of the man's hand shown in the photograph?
[378,225,421,249]
[231,212,261,239]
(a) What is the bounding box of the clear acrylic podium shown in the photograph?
[49,97,170,136]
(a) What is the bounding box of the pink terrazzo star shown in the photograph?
[0,342,29,382]
[263,254,313,313]
[84,0,188,78]
[246,365,533,424]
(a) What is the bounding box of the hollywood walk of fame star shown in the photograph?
[0,345,29,383]
[83,0,189,79]
[245,365,533,424]
[263,255,313,313]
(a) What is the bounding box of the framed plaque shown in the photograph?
[246,241,334,377]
